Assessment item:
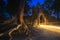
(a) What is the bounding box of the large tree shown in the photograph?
[51,0,60,19]
[0,0,31,38]
[43,0,60,20]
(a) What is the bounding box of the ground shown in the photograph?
[0,24,60,40]
[13,25,60,40]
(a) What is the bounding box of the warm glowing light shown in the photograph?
[0,33,4,37]
[37,24,60,33]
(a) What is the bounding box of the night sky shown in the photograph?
[2,0,60,18]
[3,0,45,17]
[29,0,45,7]
[4,0,45,6]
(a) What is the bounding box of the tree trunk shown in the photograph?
[18,0,29,33]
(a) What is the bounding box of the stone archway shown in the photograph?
[33,13,47,27]
[38,13,47,25]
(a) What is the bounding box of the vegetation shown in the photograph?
[0,0,60,40]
